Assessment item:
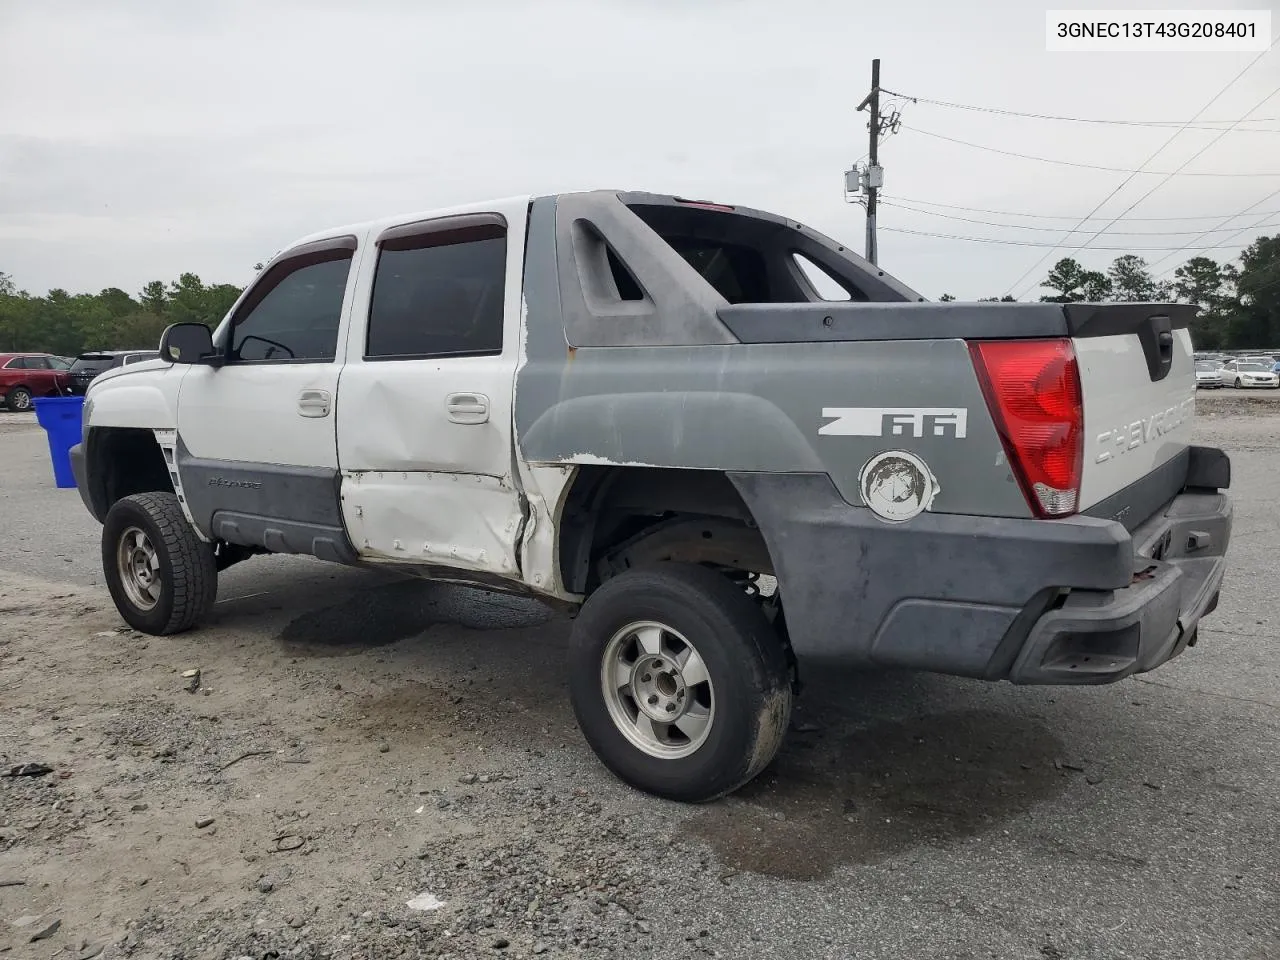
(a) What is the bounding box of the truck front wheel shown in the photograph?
[568,563,793,802]
[102,492,217,635]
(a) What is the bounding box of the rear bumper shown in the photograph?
[729,450,1232,685]
[1006,490,1229,683]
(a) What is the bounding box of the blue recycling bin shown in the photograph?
[33,395,85,489]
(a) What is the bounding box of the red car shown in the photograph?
[0,353,73,411]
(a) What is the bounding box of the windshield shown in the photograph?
[1195,362,1218,372]
[1239,363,1270,372]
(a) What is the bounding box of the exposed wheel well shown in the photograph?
[84,427,174,521]
[557,466,774,595]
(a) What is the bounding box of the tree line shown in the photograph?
[943,235,1280,350]
[0,272,243,357]
[2,234,1279,356]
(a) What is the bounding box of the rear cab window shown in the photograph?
[365,216,507,360]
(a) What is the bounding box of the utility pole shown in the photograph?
[851,58,887,265]
[855,58,885,264]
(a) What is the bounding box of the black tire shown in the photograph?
[1235,377,1243,388]
[6,387,32,411]
[102,492,217,635]
[568,562,793,803]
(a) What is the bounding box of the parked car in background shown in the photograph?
[0,352,73,410]
[68,351,162,395]
[1195,360,1224,389]
[1219,359,1280,389]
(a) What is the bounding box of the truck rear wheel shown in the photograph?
[568,563,793,802]
[102,492,217,635]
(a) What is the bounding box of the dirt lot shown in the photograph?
[1,394,1278,960]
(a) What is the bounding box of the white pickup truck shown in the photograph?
[70,190,1232,801]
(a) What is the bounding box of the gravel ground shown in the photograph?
[1,393,1278,960]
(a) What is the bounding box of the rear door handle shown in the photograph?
[446,392,490,424]
[297,389,331,418]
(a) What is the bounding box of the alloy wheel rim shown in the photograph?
[600,620,715,760]
[117,526,162,611]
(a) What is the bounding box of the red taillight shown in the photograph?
[968,338,1083,518]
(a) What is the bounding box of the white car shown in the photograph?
[1219,359,1280,389]
[1195,361,1224,389]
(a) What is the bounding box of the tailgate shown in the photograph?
[1069,304,1197,511]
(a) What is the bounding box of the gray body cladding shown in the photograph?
[514,192,1032,519]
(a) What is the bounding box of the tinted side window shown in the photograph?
[5,357,27,369]
[231,254,353,363]
[26,357,51,369]
[366,234,506,360]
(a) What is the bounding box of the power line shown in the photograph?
[881,200,1280,236]
[1004,39,1280,299]
[879,88,1280,131]
[880,226,1253,251]
[884,196,1280,222]
[1061,83,1280,257]
[902,124,1280,177]
[1150,187,1280,276]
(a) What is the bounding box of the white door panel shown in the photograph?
[337,356,512,475]
[177,236,364,469]
[178,364,341,467]
[335,199,529,579]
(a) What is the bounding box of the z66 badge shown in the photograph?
[819,407,968,439]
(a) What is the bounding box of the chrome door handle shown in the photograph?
[446,392,490,424]
[297,389,331,418]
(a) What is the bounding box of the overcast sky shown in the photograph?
[1,0,1278,300]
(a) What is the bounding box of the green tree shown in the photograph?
[938,293,956,302]
[978,295,1018,302]
[205,283,242,325]
[1039,258,1111,303]
[1171,256,1235,349]
[1106,254,1166,302]
[1227,235,1280,349]
[139,281,167,314]
[0,272,243,356]
[97,287,138,317]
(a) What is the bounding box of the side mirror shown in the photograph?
[158,323,219,366]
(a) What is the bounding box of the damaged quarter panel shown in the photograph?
[514,195,1029,519]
